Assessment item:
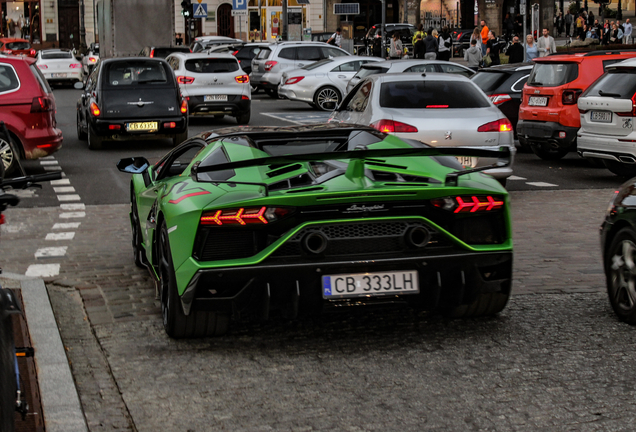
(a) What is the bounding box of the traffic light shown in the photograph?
[181,0,192,17]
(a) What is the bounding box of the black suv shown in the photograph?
[471,62,533,138]
[75,58,188,149]
[364,23,416,56]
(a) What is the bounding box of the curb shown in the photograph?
[15,276,88,432]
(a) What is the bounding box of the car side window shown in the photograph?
[323,47,348,58]
[405,64,436,73]
[250,47,261,59]
[298,46,322,61]
[278,48,296,60]
[335,61,362,72]
[157,143,205,180]
[0,64,19,94]
[347,81,373,112]
[438,64,473,78]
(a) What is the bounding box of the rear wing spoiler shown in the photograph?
[192,145,512,187]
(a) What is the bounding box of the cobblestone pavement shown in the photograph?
[3,188,633,431]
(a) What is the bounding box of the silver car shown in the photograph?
[278,56,381,110]
[250,41,349,98]
[346,59,476,94]
[330,73,515,181]
[165,52,251,124]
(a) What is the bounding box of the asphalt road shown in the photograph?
[13,86,630,209]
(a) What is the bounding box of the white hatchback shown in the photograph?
[166,52,251,124]
[36,49,83,84]
[329,73,515,181]
[577,58,636,176]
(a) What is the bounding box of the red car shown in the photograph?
[0,38,36,57]
[0,55,63,174]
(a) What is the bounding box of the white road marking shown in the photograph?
[43,166,63,171]
[46,232,75,241]
[25,264,60,277]
[508,175,527,181]
[526,182,558,187]
[53,186,76,193]
[40,160,59,166]
[35,246,68,258]
[52,222,81,229]
[9,189,37,198]
[61,203,85,210]
[50,179,70,185]
[57,194,81,202]
[60,212,86,218]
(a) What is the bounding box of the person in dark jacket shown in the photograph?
[413,33,425,59]
[506,36,524,63]
[486,31,500,66]
[424,28,438,59]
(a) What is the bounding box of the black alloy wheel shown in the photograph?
[606,228,636,324]
[0,135,17,176]
[314,86,341,111]
[87,126,103,150]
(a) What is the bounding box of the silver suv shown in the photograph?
[250,41,349,98]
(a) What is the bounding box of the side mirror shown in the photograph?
[117,157,150,174]
[74,81,84,90]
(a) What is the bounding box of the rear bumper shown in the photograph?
[186,96,250,116]
[42,70,83,82]
[578,133,636,162]
[92,117,187,138]
[250,72,280,90]
[278,86,312,103]
[21,127,63,160]
[180,251,513,319]
[516,120,578,150]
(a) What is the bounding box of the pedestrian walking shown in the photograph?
[412,23,425,46]
[464,38,481,70]
[480,20,489,56]
[437,27,452,61]
[388,32,403,59]
[470,27,481,52]
[565,11,573,37]
[327,28,342,48]
[624,19,632,44]
[555,12,563,37]
[525,34,539,61]
[507,36,524,63]
[424,28,438,60]
[537,28,556,57]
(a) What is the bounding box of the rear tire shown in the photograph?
[265,88,279,99]
[530,144,569,160]
[172,131,188,147]
[87,126,103,150]
[603,160,636,177]
[0,313,16,432]
[158,222,229,338]
[0,134,18,176]
[236,110,251,125]
[314,86,341,111]
[606,227,636,324]
[76,112,87,141]
[444,291,510,318]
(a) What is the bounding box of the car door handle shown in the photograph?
[338,75,347,78]
[298,63,305,67]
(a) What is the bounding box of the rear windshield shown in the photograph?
[0,64,19,93]
[185,58,239,73]
[41,51,73,60]
[527,62,578,87]
[471,71,508,92]
[353,66,389,80]
[105,60,169,86]
[380,80,490,108]
[153,47,191,58]
[6,42,29,50]
[583,69,636,99]
[256,48,272,60]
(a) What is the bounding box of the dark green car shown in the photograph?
[118,124,513,338]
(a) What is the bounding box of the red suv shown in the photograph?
[0,38,36,57]
[517,50,636,160]
[0,55,63,174]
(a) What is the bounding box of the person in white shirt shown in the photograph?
[537,28,556,57]
[327,28,342,48]
[624,19,632,44]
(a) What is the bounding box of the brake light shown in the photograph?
[70,63,82,68]
[489,94,512,105]
[235,74,249,83]
[200,207,291,226]
[29,49,35,56]
[370,119,418,133]
[264,60,278,71]
[38,64,47,69]
[180,99,188,114]
[426,105,448,108]
[617,92,636,117]
[89,57,97,63]
[30,97,53,113]
[562,89,582,105]
[457,34,462,40]
[284,76,304,85]
[0,214,5,225]
[108,124,121,130]
[163,122,177,128]
[232,50,239,56]
[89,102,100,116]
[477,118,513,132]
[242,95,250,100]
[149,49,155,58]
[431,196,505,213]
[177,76,195,84]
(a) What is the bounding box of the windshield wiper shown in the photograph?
[598,90,622,97]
